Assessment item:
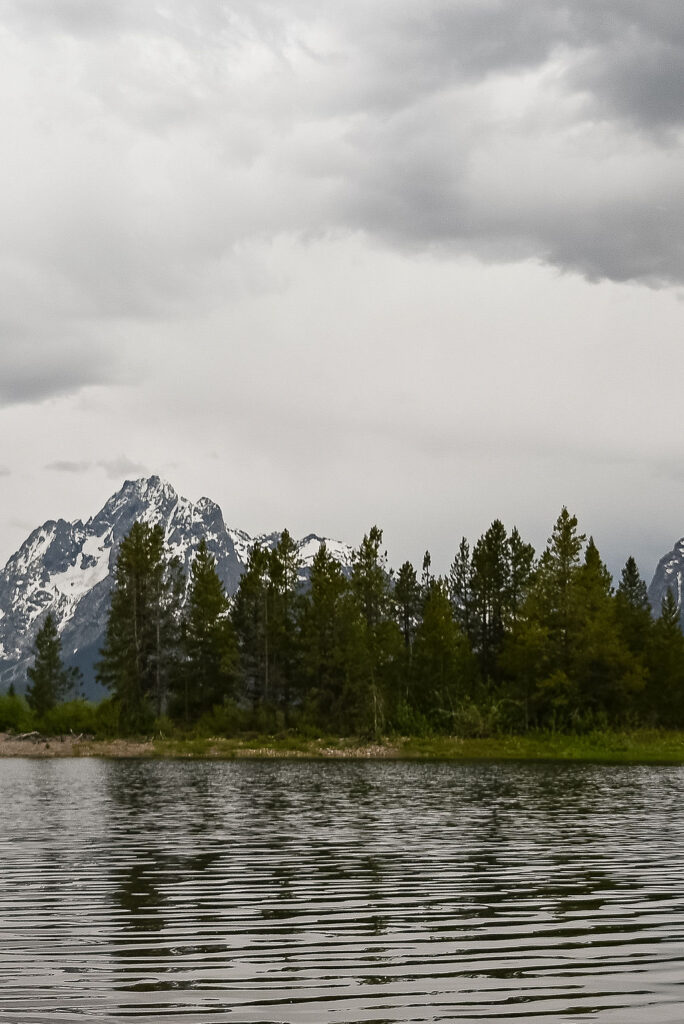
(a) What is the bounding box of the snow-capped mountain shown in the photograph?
[648,538,684,621]
[0,477,352,697]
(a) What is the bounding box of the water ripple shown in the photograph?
[2,759,684,1022]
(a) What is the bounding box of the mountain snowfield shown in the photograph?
[0,477,352,697]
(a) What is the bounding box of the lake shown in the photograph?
[1,758,684,1023]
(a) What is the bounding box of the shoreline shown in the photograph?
[3,730,684,763]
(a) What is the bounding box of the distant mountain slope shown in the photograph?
[0,477,352,698]
[648,538,684,621]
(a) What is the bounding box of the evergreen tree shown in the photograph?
[534,507,586,676]
[297,543,354,729]
[266,529,302,715]
[573,538,641,723]
[507,527,535,624]
[420,551,433,595]
[395,561,421,651]
[470,519,510,683]
[502,508,586,728]
[615,556,652,656]
[393,560,421,712]
[176,539,237,721]
[96,522,184,730]
[26,613,81,716]
[231,544,270,709]
[449,538,473,638]
[349,526,402,735]
[646,590,684,725]
[412,579,474,726]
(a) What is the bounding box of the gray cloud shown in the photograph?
[0,333,117,406]
[46,460,91,473]
[0,0,681,424]
[45,456,149,479]
[97,458,148,479]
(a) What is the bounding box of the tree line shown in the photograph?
[18,509,684,736]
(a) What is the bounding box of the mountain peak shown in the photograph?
[0,478,354,696]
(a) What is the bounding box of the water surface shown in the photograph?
[1,758,684,1022]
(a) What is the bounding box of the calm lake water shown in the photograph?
[1,758,684,1023]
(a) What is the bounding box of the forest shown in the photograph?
[5,508,684,739]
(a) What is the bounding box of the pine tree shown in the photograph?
[646,590,684,725]
[176,539,237,721]
[501,508,585,728]
[232,544,270,708]
[96,522,184,730]
[395,561,421,651]
[573,538,641,723]
[349,526,402,735]
[615,556,652,656]
[470,519,510,683]
[507,527,535,624]
[266,529,302,715]
[448,538,473,637]
[26,613,81,716]
[297,542,354,729]
[534,507,586,676]
[412,579,474,726]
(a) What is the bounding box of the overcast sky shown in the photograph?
[1,0,683,581]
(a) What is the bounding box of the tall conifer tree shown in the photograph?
[26,613,81,716]
[178,539,237,720]
[96,522,183,729]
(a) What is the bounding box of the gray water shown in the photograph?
[1,759,684,1023]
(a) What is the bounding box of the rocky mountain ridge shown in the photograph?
[648,537,684,620]
[0,477,352,697]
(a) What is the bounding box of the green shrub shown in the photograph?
[193,701,248,737]
[91,697,123,738]
[39,700,97,736]
[152,714,176,738]
[388,700,433,737]
[0,693,34,733]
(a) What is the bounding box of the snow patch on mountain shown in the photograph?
[51,534,111,601]
[0,477,354,696]
[648,537,684,623]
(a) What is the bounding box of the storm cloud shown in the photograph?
[0,0,681,358]
[0,1,682,580]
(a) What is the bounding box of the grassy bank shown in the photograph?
[395,730,684,764]
[4,729,684,763]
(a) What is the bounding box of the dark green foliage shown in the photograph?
[448,538,472,636]
[232,530,302,715]
[39,700,97,736]
[232,543,270,707]
[572,538,641,723]
[615,556,652,655]
[395,561,421,651]
[470,519,511,682]
[266,529,302,714]
[81,508,684,738]
[96,522,184,731]
[534,506,586,676]
[297,542,351,729]
[175,539,237,721]
[507,527,535,623]
[26,613,82,716]
[349,526,403,735]
[411,579,474,726]
[0,692,33,732]
[646,590,684,725]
